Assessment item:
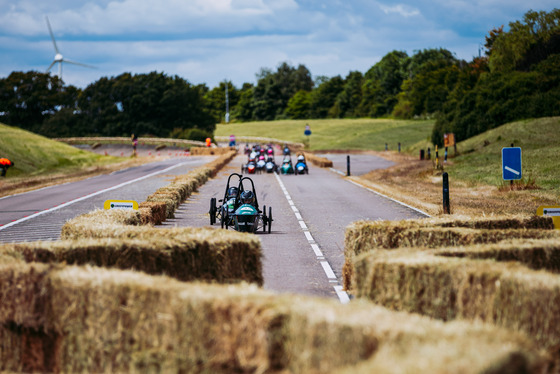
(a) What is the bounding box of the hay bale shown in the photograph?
[138,202,166,225]
[436,239,560,273]
[303,152,333,168]
[352,246,560,356]
[0,264,546,373]
[1,228,263,285]
[343,218,559,290]
[190,147,234,156]
[61,209,142,240]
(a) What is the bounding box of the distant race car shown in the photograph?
[295,153,309,174]
[280,156,295,175]
[209,173,272,233]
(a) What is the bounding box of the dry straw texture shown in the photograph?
[0,264,546,373]
[343,215,557,290]
[352,245,560,356]
[0,231,263,285]
[190,146,235,155]
[303,152,334,168]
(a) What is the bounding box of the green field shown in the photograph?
[218,117,560,193]
[444,117,560,191]
[0,122,118,178]
[216,118,434,151]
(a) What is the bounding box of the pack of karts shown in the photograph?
[241,144,309,175]
[209,173,273,233]
[242,144,277,174]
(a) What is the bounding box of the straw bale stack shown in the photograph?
[190,146,235,155]
[303,152,334,168]
[352,243,560,357]
[1,228,263,285]
[0,264,546,373]
[343,216,558,290]
[138,201,166,225]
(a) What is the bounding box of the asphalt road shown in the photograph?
[0,146,428,301]
[160,151,427,302]
[0,155,216,243]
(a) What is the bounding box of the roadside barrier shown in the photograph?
[0,262,545,373]
[303,152,333,168]
[345,215,560,363]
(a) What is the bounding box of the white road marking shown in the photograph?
[346,179,431,217]
[273,172,350,304]
[0,162,191,231]
[505,166,520,175]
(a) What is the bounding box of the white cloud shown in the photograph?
[0,0,558,89]
[379,4,420,18]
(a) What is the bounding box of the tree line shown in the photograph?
[0,9,558,145]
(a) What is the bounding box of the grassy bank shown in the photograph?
[0,122,120,178]
[444,117,560,190]
[216,118,434,151]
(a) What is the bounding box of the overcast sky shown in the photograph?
[0,0,557,89]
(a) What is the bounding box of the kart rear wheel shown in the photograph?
[262,205,267,233]
[209,198,217,225]
[221,209,226,229]
[268,206,272,234]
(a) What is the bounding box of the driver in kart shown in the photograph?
[239,190,255,207]
[225,186,239,213]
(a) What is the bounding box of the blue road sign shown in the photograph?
[502,147,522,180]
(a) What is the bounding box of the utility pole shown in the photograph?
[225,81,230,123]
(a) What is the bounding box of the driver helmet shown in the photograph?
[227,187,238,199]
[240,190,255,205]
[297,155,305,162]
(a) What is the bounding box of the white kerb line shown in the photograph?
[0,162,190,231]
[273,172,350,304]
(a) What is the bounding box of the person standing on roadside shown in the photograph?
[132,133,138,156]
[0,158,14,177]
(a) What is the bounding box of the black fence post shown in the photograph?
[443,172,450,214]
[346,155,351,176]
[398,142,401,152]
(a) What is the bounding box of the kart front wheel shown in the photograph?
[262,205,267,233]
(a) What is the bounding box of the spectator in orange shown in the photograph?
[205,137,212,147]
[0,158,14,177]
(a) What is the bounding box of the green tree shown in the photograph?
[286,90,311,119]
[361,50,409,116]
[252,62,313,120]
[232,83,254,122]
[0,71,77,134]
[310,75,344,118]
[489,9,560,73]
[329,71,363,118]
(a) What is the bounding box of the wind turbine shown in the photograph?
[45,16,95,80]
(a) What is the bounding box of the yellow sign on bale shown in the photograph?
[104,200,138,210]
[536,206,560,229]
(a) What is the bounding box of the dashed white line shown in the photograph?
[273,172,350,304]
